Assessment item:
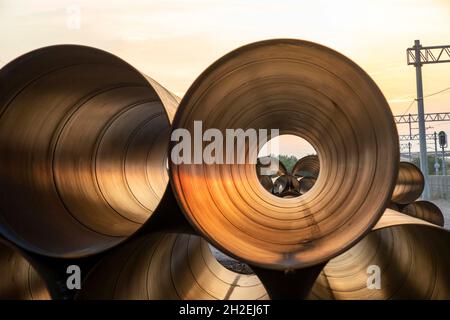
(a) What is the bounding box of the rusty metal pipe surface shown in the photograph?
[0,45,178,257]
[391,162,425,204]
[77,233,268,300]
[310,209,450,299]
[0,239,51,300]
[170,39,399,270]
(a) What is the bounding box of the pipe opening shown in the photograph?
[0,45,178,257]
[257,134,319,198]
[170,39,399,270]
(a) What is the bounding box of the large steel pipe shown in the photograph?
[0,45,179,257]
[256,156,287,193]
[402,201,444,226]
[170,39,399,270]
[391,162,424,205]
[273,175,301,197]
[0,239,51,300]
[78,233,268,300]
[256,156,288,177]
[310,209,450,299]
[292,155,320,179]
[296,160,425,205]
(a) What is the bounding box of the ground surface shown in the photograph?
[209,246,254,274]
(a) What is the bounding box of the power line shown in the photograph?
[396,86,450,117]
[424,86,450,98]
[400,99,416,116]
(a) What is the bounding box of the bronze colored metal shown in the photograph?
[298,177,317,195]
[0,239,51,300]
[292,155,320,179]
[256,156,287,193]
[310,209,450,299]
[77,233,268,300]
[0,45,178,258]
[391,162,425,204]
[402,201,444,226]
[387,203,400,211]
[170,39,399,270]
[258,175,274,193]
[273,175,301,197]
[256,156,288,177]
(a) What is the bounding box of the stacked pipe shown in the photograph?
[310,162,450,299]
[0,240,51,300]
[0,40,448,300]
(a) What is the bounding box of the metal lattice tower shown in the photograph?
[406,40,450,199]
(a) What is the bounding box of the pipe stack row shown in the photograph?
[0,40,448,300]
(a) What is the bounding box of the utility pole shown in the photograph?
[434,132,439,175]
[407,40,450,198]
[408,114,412,161]
[411,40,429,198]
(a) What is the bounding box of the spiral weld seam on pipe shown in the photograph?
[310,209,450,300]
[0,45,190,258]
[169,39,399,271]
[77,233,269,300]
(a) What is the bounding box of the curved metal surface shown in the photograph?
[310,209,450,299]
[0,45,178,258]
[0,239,51,300]
[401,201,444,226]
[170,39,399,270]
[391,162,424,204]
[256,156,287,177]
[258,175,274,193]
[77,233,268,300]
[273,175,301,198]
[256,156,286,194]
[298,177,317,195]
[292,155,320,179]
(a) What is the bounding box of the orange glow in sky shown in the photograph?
[1,0,449,156]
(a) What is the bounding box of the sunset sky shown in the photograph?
[1,0,449,157]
